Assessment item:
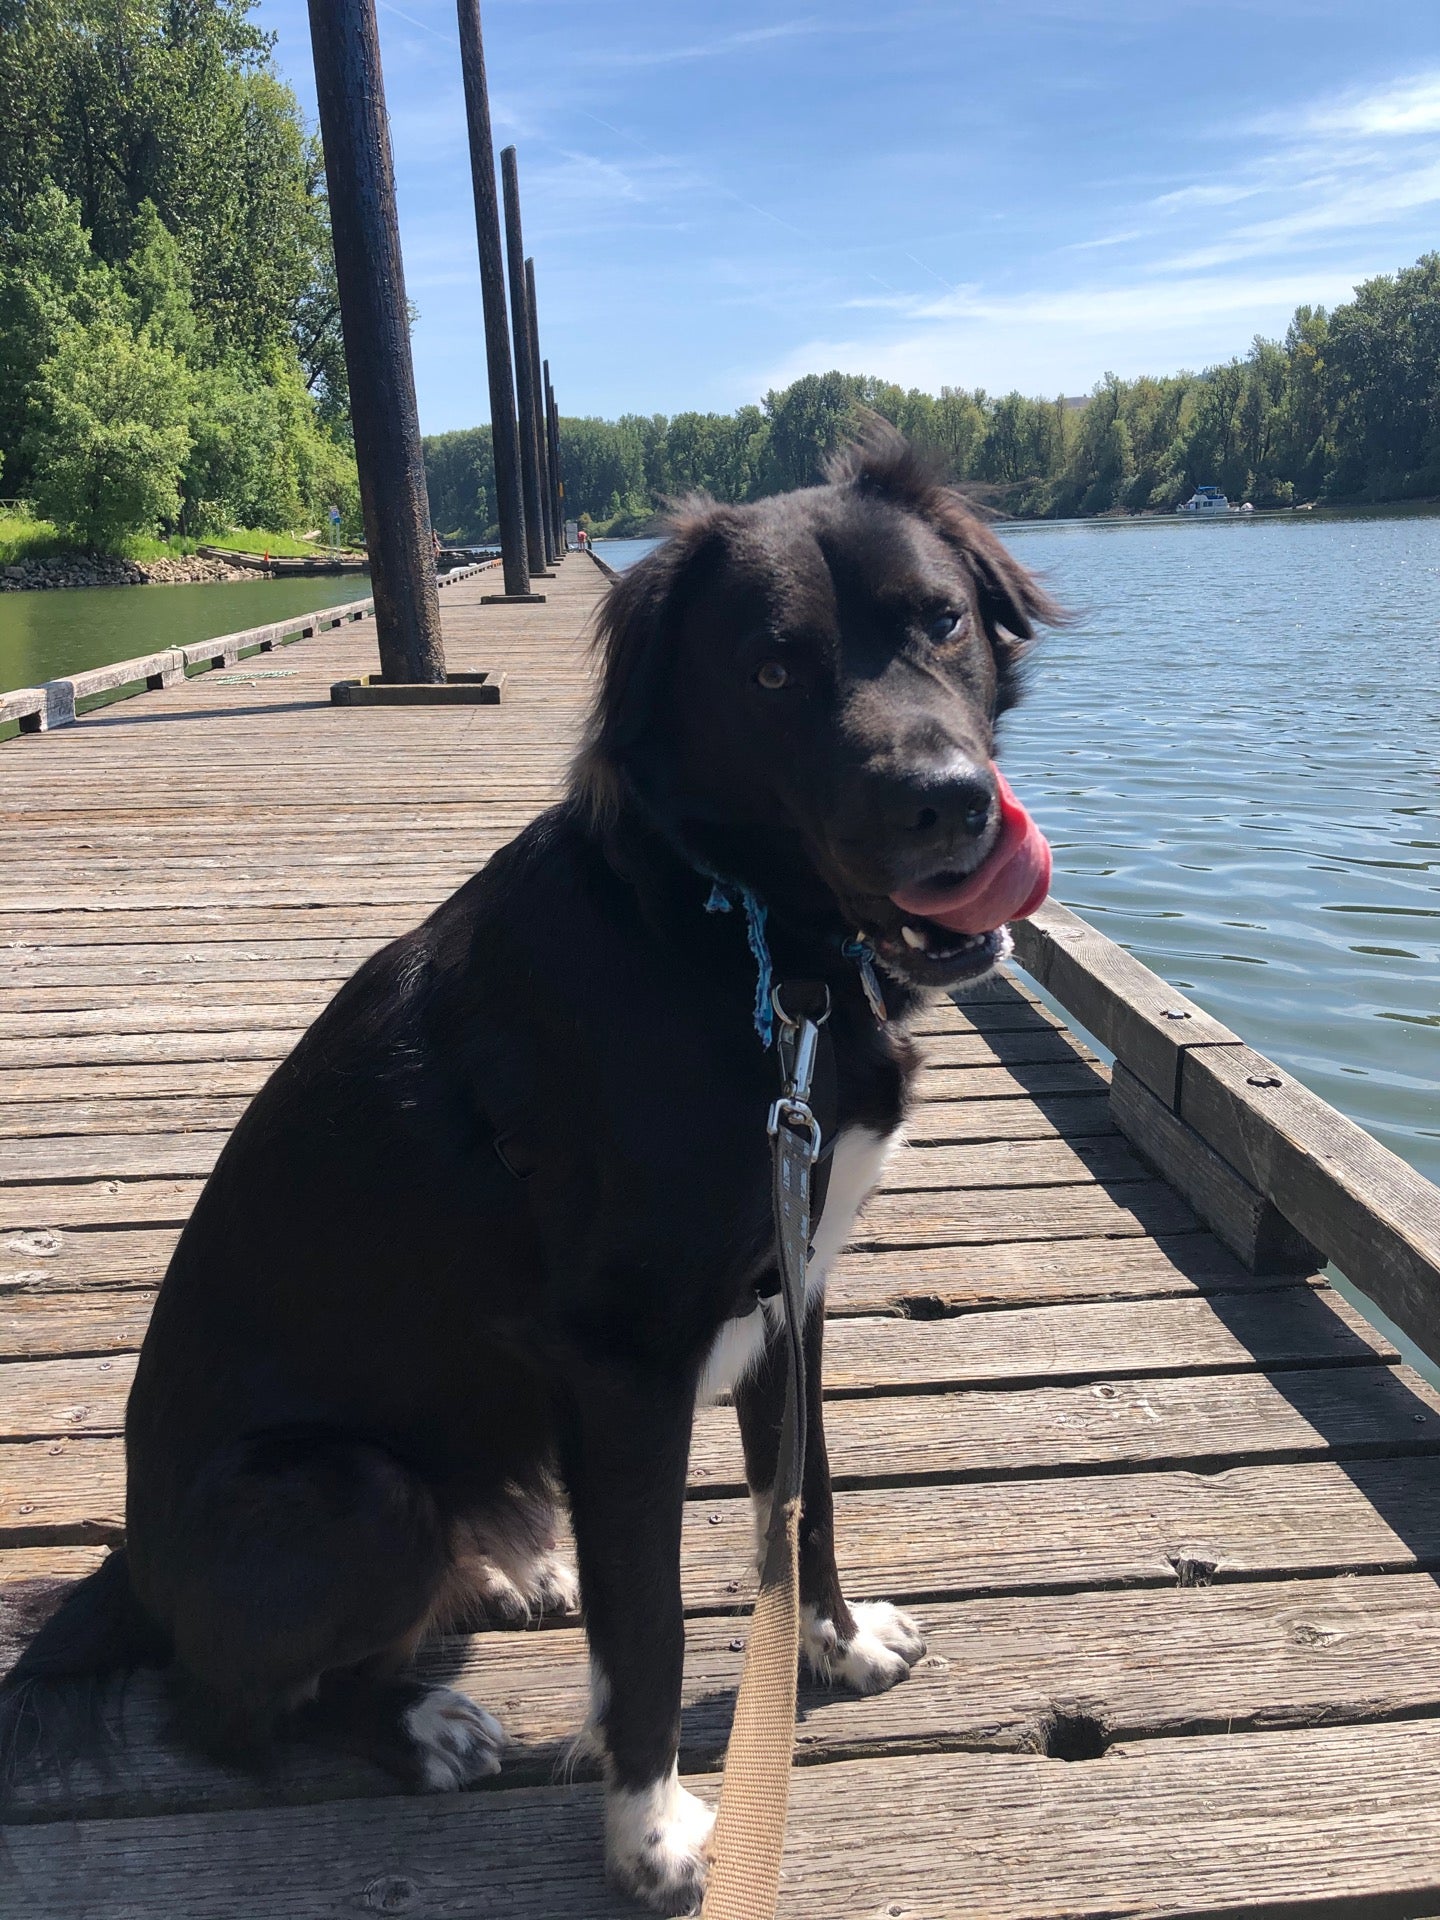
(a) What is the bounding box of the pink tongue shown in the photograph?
[889,765,1051,935]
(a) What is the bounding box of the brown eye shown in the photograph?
[755,660,790,690]
[928,610,967,643]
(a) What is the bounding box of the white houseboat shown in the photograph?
[1177,484,1232,514]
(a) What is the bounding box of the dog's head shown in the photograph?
[572,425,1062,991]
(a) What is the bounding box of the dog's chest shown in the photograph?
[695,1125,899,1405]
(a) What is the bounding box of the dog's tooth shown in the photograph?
[901,924,928,951]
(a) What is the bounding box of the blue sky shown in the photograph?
[256,0,1440,432]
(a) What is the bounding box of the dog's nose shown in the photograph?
[886,766,995,845]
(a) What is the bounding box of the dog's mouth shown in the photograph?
[870,917,1010,985]
[853,767,1052,989]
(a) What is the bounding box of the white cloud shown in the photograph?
[1282,72,1440,140]
[746,265,1373,404]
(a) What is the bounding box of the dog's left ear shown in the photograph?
[946,504,1062,658]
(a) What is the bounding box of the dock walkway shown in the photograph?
[5,559,1440,1915]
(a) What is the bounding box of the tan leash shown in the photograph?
[701,987,828,1920]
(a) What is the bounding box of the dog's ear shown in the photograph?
[572,500,733,826]
[830,417,1062,661]
[944,502,1062,655]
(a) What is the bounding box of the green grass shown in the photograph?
[111,532,203,560]
[0,513,67,565]
[0,513,358,565]
[208,527,350,558]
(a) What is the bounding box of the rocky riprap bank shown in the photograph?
[1,553,254,593]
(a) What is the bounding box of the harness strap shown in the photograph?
[701,983,825,1920]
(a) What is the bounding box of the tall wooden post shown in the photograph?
[455,0,532,599]
[544,363,564,551]
[307,0,445,683]
[523,257,556,566]
[500,148,550,577]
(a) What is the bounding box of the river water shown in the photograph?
[594,520,1440,1201]
[0,572,372,694]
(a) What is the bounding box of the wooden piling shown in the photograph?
[455,0,532,600]
[500,148,551,578]
[523,257,556,568]
[306,0,445,683]
[544,364,564,552]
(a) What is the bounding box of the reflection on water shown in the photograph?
[0,572,372,691]
[1001,513,1439,1190]
[598,519,1440,1190]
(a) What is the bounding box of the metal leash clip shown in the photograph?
[767,983,830,1159]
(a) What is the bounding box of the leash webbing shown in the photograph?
[701,988,824,1920]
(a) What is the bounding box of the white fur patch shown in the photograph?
[606,1762,714,1913]
[696,1302,769,1405]
[403,1686,505,1790]
[697,1125,901,1407]
[808,1125,900,1284]
[800,1600,926,1695]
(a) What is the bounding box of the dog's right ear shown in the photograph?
[571,502,732,827]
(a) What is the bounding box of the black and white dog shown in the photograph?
[2,430,1057,1912]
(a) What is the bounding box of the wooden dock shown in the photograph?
[5,556,1440,1916]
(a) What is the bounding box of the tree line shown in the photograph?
[426,252,1440,536]
[0,0,357,549]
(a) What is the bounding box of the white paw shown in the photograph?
[801,1600,926,1695]
[606,1764,714,1915]
[531,1549,581,1616]
[471,1548,580,1626]
[403,1686,505,1790]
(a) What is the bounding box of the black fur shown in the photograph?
[1,428,1056,1907]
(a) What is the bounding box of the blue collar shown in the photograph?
[700,868,888,1046]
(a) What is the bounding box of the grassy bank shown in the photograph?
[0,511,347,567]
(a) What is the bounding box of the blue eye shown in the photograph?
[928,610,966,643]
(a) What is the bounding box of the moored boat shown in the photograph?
[1177,484,1232,514]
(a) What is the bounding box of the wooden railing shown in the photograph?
[1011,900,1440,1362]
[0,562,492,737]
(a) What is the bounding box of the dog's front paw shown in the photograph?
[606,1766,714,1914]
[403,1686,505,1789]
[531,1549,581,1617]
[801,1599,926,1694]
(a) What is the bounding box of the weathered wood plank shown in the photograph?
[1,1134,231,1182]
[915,1060,1108,1101]
[11,1574,1440,1825]
[0,1289,156,1358]
[0,1091,1117,1153]
[852,1177,1200,1246]
[11,1450,1440,1599]
[14,1361,1440,1549]
[0,1023,1088,1075]
[826,1231,1310,1311]
[1111,1062,1322,1274]
[0,1179,204,1232]
[1,1226,1265,1316]
[0,1171,1201,1239]
[1181,1040,1440,1366]
[0,1127,1132,1190]
[10,1722,1440,1917]
[0,1289,1394,1431]
[0,1030,305,1071]
[1011,899,1242,1105]
[0,1097,252,1140]
[1,1225,177,1291]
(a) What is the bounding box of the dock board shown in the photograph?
[4,558,1440,1917]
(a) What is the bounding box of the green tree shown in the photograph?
[27,317,192,546]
